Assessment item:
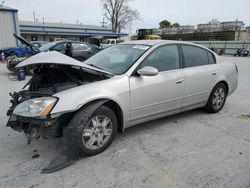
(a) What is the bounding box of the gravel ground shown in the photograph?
[0,56,250,188]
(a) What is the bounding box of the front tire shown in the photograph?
[204,83,227,113]
[78,106,117,156]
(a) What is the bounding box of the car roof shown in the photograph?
[121,40,199,46]
[31,41,48,43]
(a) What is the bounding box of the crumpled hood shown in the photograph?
[16,51,113,75]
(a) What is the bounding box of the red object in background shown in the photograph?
[1,52,6,64]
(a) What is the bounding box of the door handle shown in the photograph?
[176,79,184,84]
[212,72,217,75]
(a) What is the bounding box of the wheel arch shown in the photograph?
[77,99,124,133]
[205,80,229,105]
[215,80,229,94]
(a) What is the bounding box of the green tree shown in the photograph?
[159,20,171,28]
[172,23,180,28]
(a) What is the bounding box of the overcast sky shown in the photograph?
[4,0,250,34]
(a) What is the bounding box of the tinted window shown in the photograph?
[52,43,67,51]
[111,40,115,44]
[182,45,209,67]
[72,43,89,50]
[140,45,180,72]
[39,42,57,52]
[207,51,216,64]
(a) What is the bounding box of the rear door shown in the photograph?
[72,42,92,61]
[181,45,218,109]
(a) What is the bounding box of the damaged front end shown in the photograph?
[7,63,108,141]
[6,57,112,172]
[7,91,65,144]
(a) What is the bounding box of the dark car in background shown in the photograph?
[7,38,101,72]
[0,34,39,61]
[39,41,101,61]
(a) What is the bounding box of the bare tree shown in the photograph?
[100,0,139,33]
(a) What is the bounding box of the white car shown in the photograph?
[101,38,124,49]
[6,40,238,173]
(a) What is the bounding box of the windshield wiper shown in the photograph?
[86,64,114,76]
[88,64,104,70]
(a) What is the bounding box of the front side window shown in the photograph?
[140,45,180,72]
[52,43,67,51]
[39,42,57,52]
[182,45,209,67]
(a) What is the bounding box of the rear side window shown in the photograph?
[182,45,209,67]
[207,51,216,64]
[72,43,89,50]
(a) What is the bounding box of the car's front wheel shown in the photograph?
[204,83,227,113]
[79,106,117,156]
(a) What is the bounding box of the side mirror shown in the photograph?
[137,66,158,76]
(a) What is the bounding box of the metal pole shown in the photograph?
[235,19,238,41]
[33,11,36,22]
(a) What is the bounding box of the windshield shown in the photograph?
[39,42,57,52]
[85,44,150,75]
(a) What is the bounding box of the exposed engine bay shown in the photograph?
[6,64,111,143]
[27,64,109,94]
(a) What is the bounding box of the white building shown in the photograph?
[0,6,127,49]
[0,6,20,48]
[197,19,221,33]
[162,27,178,34]
[19,21,127,42]
[177,25,195,34]
[220,21,245,31]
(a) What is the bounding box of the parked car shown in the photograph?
[101,38,124,49]
[39,41,101,61]
[6,34,40,72]
[6,40,238,173]
[0,34,39,61]
[7,39,100,72]
[31,41,48,48]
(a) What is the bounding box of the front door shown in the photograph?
[129,44,184,123]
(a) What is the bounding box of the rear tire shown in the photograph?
[204,83,227,113]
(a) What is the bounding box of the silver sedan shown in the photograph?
[7,40,238,173]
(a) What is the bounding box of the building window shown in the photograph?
[31,36,38,41]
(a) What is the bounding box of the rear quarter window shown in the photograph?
[207,51,216,64]
[182,45,210,67]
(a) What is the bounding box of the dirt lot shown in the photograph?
[0,56,250,188]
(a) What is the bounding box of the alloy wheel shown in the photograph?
[81,115,113,150]
[212,87,226,110]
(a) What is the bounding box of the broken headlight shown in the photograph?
[13,97,58,118]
